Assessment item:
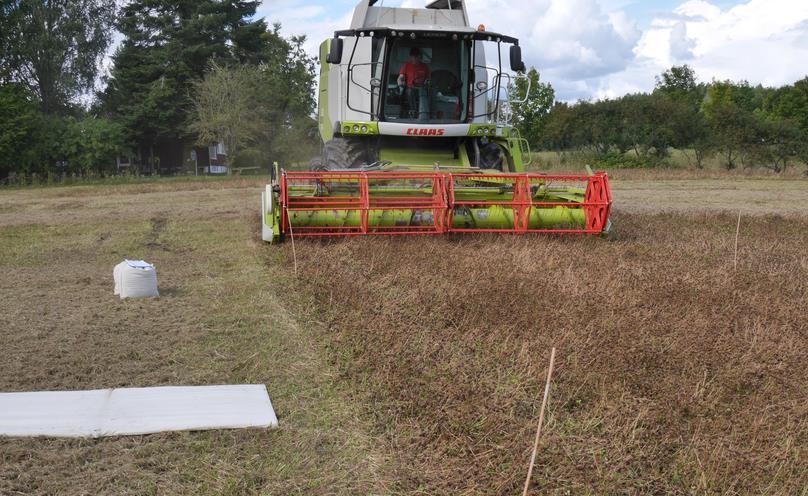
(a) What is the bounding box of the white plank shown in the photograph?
[0,385,278,438]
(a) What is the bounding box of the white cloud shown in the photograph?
[465,0,640,82]
[260,0,640,99]
[668,22,695,60]
[674,0,721,21]
[623,0,808,95]
[451,0,641,100]
[260,0,808,100]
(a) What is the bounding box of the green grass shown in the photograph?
[0,183,389,495]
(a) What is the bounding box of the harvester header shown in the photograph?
[261,0,612,242]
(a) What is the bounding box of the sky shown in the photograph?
[257,0,808,101]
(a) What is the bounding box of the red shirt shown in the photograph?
[399,61,430,87]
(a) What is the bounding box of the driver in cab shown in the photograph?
[397,47,430,118]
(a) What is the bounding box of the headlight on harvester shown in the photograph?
[361,125,368,133]
[353,125,360,133]
[477,128,484,135]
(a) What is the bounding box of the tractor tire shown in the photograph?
[322,137,368,170]
[479,142,505,171]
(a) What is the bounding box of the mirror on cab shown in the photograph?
[327,37,344,64]
[509,45,526,72]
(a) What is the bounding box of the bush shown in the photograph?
[1,83,127,181]
[59,117,127,175]
[591,150,655,169]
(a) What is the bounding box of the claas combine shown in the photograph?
[261,0,612,243]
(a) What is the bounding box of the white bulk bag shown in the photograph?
[113,260,159,299]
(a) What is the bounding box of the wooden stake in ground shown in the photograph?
[733,211,741,271]
[522,347,557,496]
[284,205,298,276]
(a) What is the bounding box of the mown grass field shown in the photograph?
[1,172,806,494]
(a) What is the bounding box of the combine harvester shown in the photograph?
[261,0,611,242]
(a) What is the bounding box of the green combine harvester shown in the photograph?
[261,0,611,242]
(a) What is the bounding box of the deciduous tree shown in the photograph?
[188,30,317,170]
[1,0,116,114]
[510,68,555,147]
[189,63,264,169]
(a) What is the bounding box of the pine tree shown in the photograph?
[100,0,267,168]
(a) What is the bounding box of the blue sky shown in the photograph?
[258,0,808,100]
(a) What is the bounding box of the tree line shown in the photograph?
[3,1,806,182]
[0,0,316,183]
[513,65,808,171]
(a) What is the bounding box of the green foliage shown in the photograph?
[749,117,803,172]
[0,84,41,178]
[0,83,126,180]
[655,65,698,97]
[2,2,315,180]
[760,77,808,133]
[654,66,709,166]
[510,68,555,146]
[654,65,706,112]
[59,117,128,175]
[541,102,576,151]
[542,94,680,163]
[0,1,11,80]
[1,0,116,114]
[189,63,265,162]
[101,0,268,147]
[540,67,806,172]
[622,94,673,160]
[265,115,319,166]
[591,150,654,169]
[262,26,317,118]
[189,27,317,169]
[700,80,780,169]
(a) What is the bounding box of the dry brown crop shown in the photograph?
[282,211,808,494]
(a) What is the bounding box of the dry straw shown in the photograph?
[288,221,808,493]
[284,205,298,276]
[522,347,556,496]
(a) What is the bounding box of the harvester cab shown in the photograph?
[315,0,530,172]
[261,0,611,242]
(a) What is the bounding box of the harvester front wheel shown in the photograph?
[479,142,505,171]
[322,137,368,170]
